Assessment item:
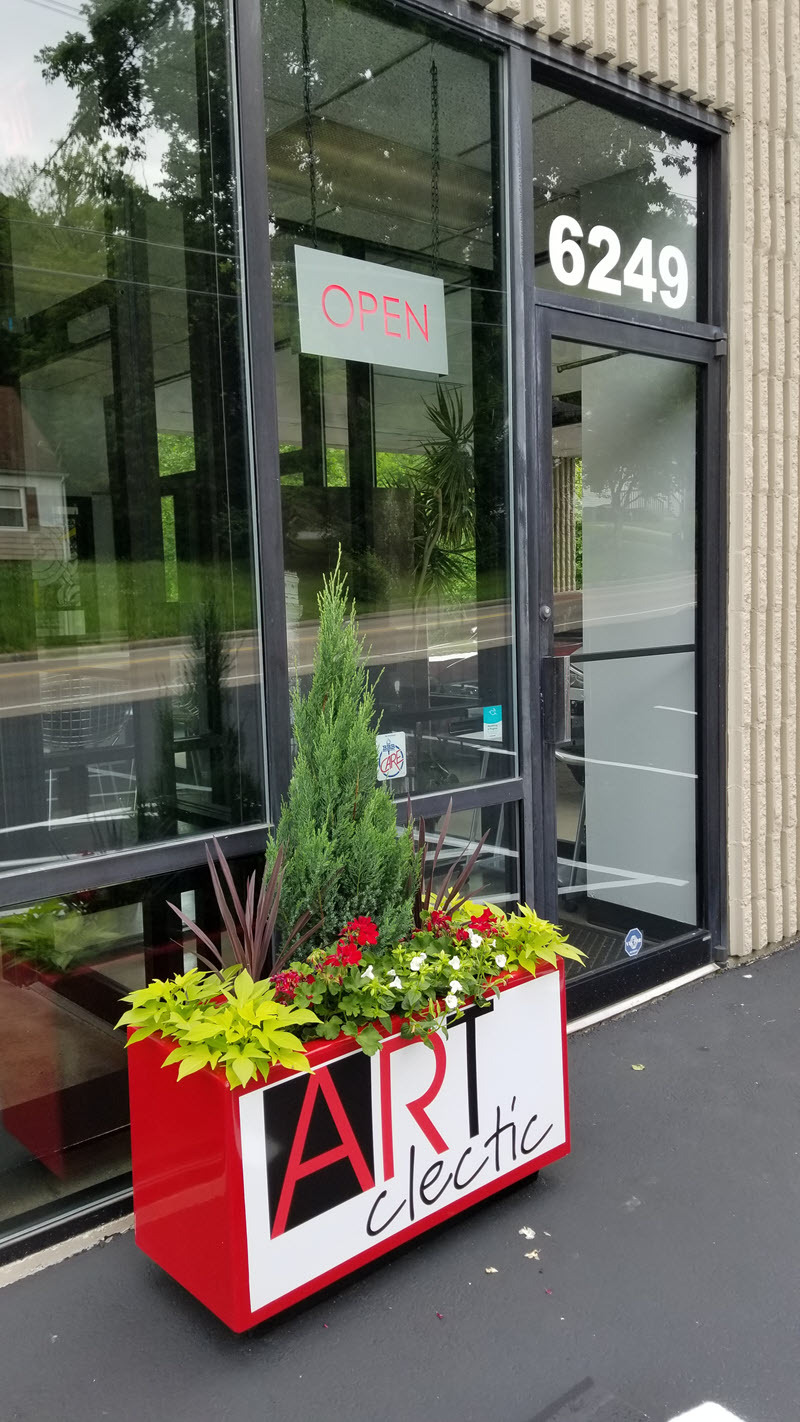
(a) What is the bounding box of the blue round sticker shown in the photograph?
[624,927,643,958]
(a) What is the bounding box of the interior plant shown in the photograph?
[0,895,112,975]
[263,557,414,955]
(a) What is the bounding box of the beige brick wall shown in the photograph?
[467,0,800,955]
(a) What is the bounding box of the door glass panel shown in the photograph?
[0,0,266,872]
[424,801,520,912]
[533,82,698,320]
[551,340,698,973]
[263,0,516,798]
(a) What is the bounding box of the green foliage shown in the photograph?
[410,386,476,608]
[118,898,582,1087]
[157,432,196,477]
[277,902,585,1056]
[0,898,112,974]
[265,561,414,955]
[463,900,586,978]
[117,968,319,1090]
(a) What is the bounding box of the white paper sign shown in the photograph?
[376,731,407,781]
[239,971,567,1314]
[295,246,448,374]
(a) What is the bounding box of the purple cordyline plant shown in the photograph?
[168,839,319,981]
[409,797,490,931]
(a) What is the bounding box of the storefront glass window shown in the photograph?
[424,801,520,912]
[263,0,516,798]
[533,83,699,319]
[0,859,237,1242]
[0,0,266,873]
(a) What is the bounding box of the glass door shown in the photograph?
[542,329,705,981]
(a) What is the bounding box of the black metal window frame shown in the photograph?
[380,3,729,982]
[0,0,728,994]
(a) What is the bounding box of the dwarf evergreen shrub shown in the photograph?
[265,562,414,957]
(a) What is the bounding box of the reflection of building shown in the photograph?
[0,386,75,630]
[0,0,797,1266]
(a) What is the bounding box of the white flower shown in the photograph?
[468,931,483,949]
[389,975,403,991]
[409,954,426,972]
[449,955,461,970]
[495,953,507,970]
[445,993,458,1010]
[449,979,463,994]
[361,964,375,982]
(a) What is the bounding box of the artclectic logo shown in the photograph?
[263,1002,554,1242]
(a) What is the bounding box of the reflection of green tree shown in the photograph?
[38,0,236,247]
[534,99,696,227]
[4,0,256,652]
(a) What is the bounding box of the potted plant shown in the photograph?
[119,566,582,1330]
[0,896,128,1175]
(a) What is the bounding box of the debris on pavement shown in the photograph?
[518,1226,536,1239]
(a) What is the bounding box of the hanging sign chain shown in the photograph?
[430,49,440,276]
[301,0,318,247]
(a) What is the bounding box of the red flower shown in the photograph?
[469,908,499,934]
[272,968,302,1002]
[426,909,452,936]
[324,937,363,968]
[343,916,379,947]
[338,942,362,966]
[455,926,470,944]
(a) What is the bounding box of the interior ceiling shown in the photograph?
[267,117,493,263]
[264,2,493,167]
[263,0,495,266]
[532,87,696,203]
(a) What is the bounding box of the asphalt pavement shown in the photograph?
[1,946,798,1422]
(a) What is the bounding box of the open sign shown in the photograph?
[295,246,448,375]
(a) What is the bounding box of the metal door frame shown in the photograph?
[530,303,725,1007]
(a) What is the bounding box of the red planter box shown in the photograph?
[128,962,570,1331]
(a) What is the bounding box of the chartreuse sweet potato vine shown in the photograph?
[116,901,584,1092]
[116,967,319,1089]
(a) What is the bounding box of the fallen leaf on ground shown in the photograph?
[519,1226,536,1240]
[525,1249,540,1260]
[631,1063,646,1071]
[485,1267,499,1274]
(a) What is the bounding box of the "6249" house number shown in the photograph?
[548,216,690,310]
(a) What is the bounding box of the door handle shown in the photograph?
[543,654,571,745]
